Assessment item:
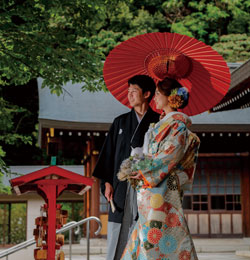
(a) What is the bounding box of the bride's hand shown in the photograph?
[130,171,142,180]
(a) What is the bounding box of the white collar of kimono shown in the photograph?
[130,109,148,157]
[135,110,142,123]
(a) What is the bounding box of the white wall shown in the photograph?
[26,197,44,240]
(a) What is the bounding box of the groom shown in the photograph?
[92,75,159,260]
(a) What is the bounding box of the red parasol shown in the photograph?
[103,32,231,116]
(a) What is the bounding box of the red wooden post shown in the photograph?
[38,183,57,260]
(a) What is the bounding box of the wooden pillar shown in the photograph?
[241,156,250,237]
[84,137,100,237]
[84,140,91,219]
[90,150,100,237]
[90,179,100,237]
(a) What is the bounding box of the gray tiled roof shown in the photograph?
[38,78,250,128]
[38,78,129,124]
[190,108,250,125]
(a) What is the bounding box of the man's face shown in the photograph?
[127,84,145,108]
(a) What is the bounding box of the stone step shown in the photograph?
[194,238,250,253]
[236,251,250,258]
[61,238,250,255]
[62,238,106,255]
[62,246,106,255]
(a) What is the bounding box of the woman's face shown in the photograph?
[154,87,169,110]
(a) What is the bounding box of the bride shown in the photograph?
[119,77,200,260]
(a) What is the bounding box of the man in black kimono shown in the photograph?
[92,75,159,260]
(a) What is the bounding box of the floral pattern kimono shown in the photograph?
[121,112,200,260]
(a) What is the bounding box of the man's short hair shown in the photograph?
[128,75,156,102]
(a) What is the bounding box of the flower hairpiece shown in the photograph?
[168,87,189,109]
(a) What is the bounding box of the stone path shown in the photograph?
[65,252,250,260]
[198,253,249,260]
[63,238,250,260]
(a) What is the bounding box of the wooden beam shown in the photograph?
[39,118,111,131]
[90,136,100,238]
[199,152,249,157]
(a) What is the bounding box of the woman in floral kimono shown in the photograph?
[119,77,200,260]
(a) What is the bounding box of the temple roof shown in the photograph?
[38,61,250,133]
[212,59,250,112]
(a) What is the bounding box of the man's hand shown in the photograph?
[105,182,114,202]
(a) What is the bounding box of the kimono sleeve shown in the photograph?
[134,121,187,188]
[92,119,117,185]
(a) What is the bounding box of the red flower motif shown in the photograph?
[164,144,175,154]
[157,202,172,213]
[136,243,140,257]
[168,161,176,170]
[178,134,185,146]
[166,213,181,227]
[155,126,171,142]
[172,114,185,123]
[147,228,162,244]
[171,122,179,130]
[160,172,167,179]
[179,250,191,260]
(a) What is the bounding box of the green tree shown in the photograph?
[0,0,121,93]
[0,96,32,193]
[162,0,250,44]
[1,0,249,92]
[212,34,250,62]
[88,0,250,57]
[1,0,249,91]
[0,0,122,191]
[0,203,27,244]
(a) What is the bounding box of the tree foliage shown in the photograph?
[162,0,250,44]
[0,95,33,192]
[0,0,123,192]
[0,0,121,94]
[89,0,250,61]
[1,0,249,92]
[0,0,249,192]
[0,203,27,244]
[213,34,250,62]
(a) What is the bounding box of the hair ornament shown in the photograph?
[168,87,189,109]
